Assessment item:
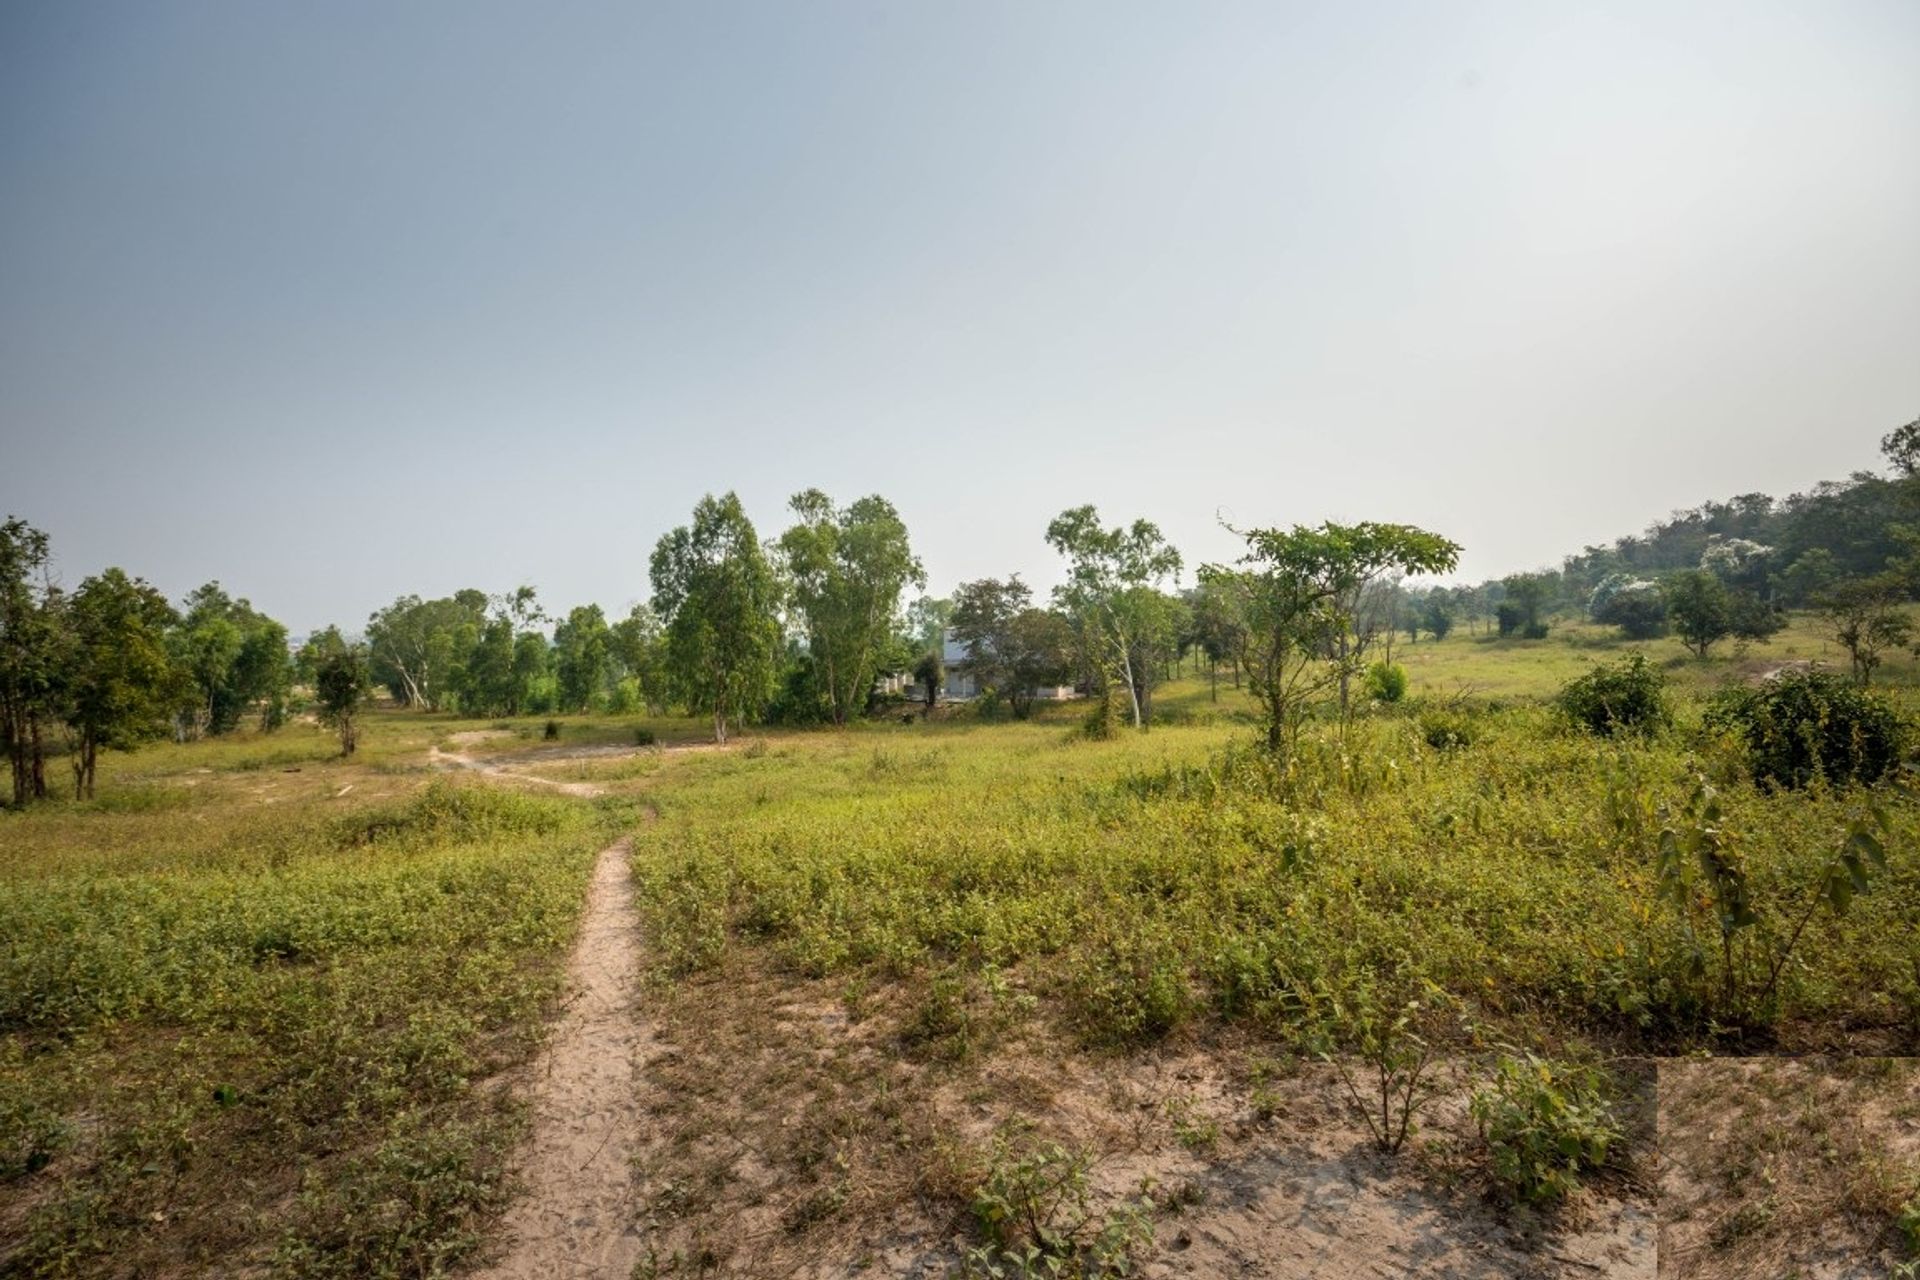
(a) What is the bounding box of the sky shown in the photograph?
[2,0,1916,635]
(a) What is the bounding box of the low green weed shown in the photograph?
[1469,1052,1620,1203]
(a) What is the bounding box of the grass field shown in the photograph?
[2,614,1917,1277]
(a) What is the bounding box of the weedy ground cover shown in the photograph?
[0,717,632,1278]
[619,662,1916,1270]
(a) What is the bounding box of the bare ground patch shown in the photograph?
[623,951,1655,1278]
[1656,1057,1920,1279]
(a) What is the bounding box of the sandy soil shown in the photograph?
[469,837,659,1280]
[1657,1057,1919,1280]
[428,743,611,798]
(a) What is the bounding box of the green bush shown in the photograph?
[1557,653,1670,737]
[1363,661,1408,704]
[1470,1052,1620,1203]
[1418,708,1479,750]
[1707,670,1908,789]
[1521,621,1550,640]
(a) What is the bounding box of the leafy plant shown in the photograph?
[1557,653,1670,738]
[1363,661,1408,704]
[1319,985,1449,1154]
[1657,779,1894,1018]
[1707,669,1909,790]
[963,1133,1155,1278]
[1470,1052,1620,1203]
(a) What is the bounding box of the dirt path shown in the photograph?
[428,744,609,798]
[471,836,652,1280]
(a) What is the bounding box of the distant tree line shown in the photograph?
[6,417,1911,800]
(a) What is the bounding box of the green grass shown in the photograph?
[0,717,633,1278]
[628,694,1920,1055]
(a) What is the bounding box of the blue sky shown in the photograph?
[3,1,1915,633]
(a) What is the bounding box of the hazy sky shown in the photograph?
[3,1,1915,633]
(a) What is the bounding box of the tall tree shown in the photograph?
[778,490,925,725]
[172,583,292,735]
[58,569,180,798]
[553,604,614,712]
[1184,576,1245,701]
[1045,506,1183,729]
[610,603,671,713]
[651,492,783,744]
[950,577,1074,718]
[366,592,487,710]
[1202,521,1460,755]
[1663,569,1732,658]
[0,517,60,805]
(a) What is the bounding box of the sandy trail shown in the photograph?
[428,744,609,798]
[471,836,652,1280]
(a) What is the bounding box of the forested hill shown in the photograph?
[1522,419,1918,609]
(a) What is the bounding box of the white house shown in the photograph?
[939,630,1075,702]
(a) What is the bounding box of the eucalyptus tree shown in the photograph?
[651,492,783,744]
[58,569,180,797]
[610,603,671,713]
[553,604,614,712]
[778,490,925,726]
[1044,506,1183,729]
[365,592,487,710]
[1201,521,1459,755]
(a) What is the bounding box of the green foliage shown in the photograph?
[1590,575,1668,639]
[552,604,613,712]
[778,489,925,726]
[0,760,605,1275]
[1319,986,1449,1154]
[1046,506,1184,729]
[1817,577,1915,686]
[963,1131,1155,1279]
[1201,520,1459,754]
[1470,1052,1620,1203]
[57,568,182,797]
[952,577,1075,718]
[307,630,372,756]
[1418,707,1479,750]
[1707,670,1909,789]
[1664,569,1734,659]
[1067,922,1192,1047]
[1363,661,1408,704]
[173,581,294,735]
[1556,653,1671,737]
[650,492,783,743]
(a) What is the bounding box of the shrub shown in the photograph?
[1363,661,1408,704]
[1470,1052,1620,1203]
[1521,621,1550,640]
[1557,653,1671,738]
[1706,670,1908,789]
[1418,709,1478,750]
[632,725,657,747]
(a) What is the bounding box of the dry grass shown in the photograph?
[1657,1057,1920,1279]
